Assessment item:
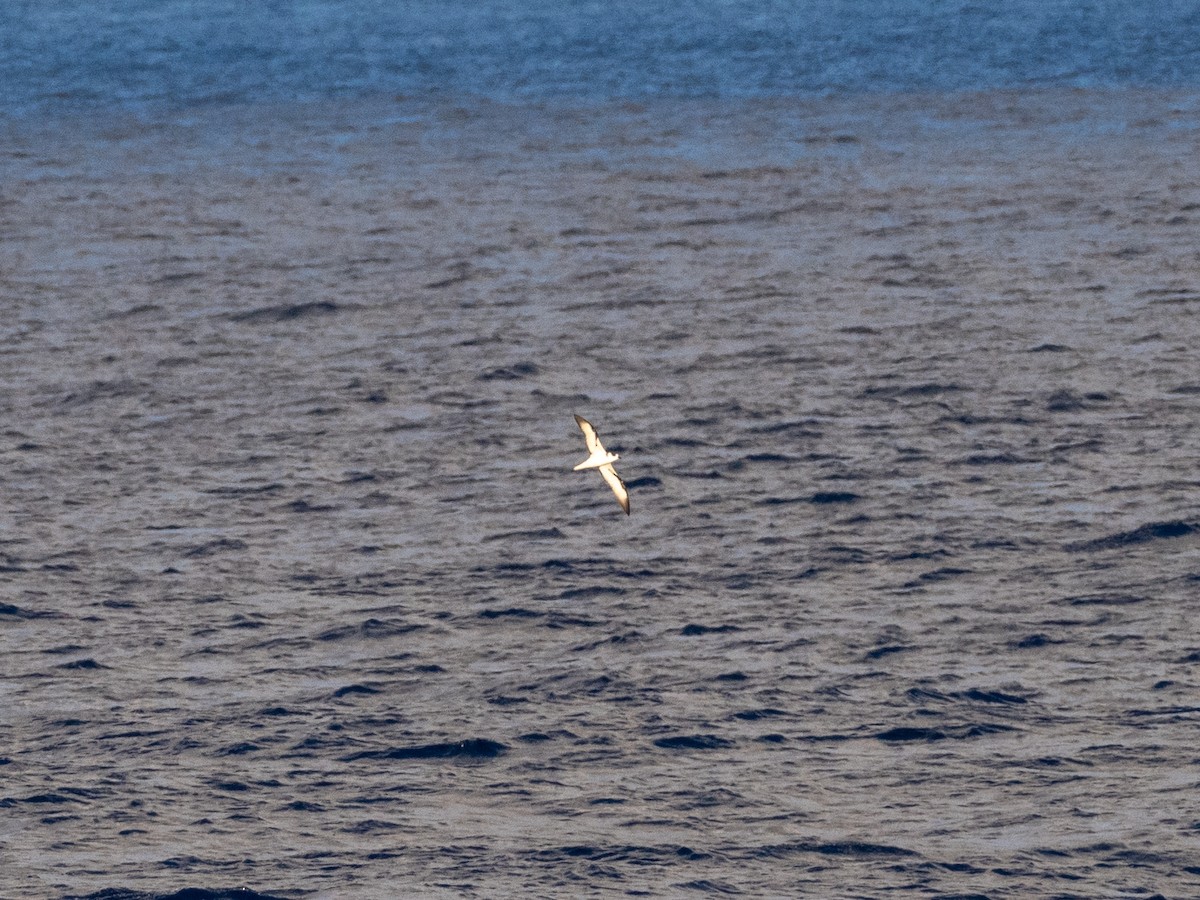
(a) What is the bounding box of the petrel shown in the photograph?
[573,414,630,515]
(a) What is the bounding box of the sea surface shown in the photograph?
[2,3,1200,899]
[3,0,1200,116]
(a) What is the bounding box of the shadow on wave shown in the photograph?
[1066,519,1197,552]
[342,738,508,761]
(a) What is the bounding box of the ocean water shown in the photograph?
[2,0,1200,118]
[3,4,1200,900]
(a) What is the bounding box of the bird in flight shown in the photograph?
[573,414,630,515]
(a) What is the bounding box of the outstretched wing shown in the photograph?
[574,413,605,456]
[599,464,630,515]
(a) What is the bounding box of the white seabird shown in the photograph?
[573,413,630,515]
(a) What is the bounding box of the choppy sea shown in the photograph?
[2,3,1199,898]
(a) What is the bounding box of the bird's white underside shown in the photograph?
[574,414,630,514]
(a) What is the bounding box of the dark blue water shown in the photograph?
[3,0,1200,117]
[5,4,1200,899]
